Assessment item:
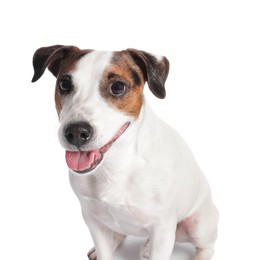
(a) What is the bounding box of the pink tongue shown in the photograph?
[65,150,100,172]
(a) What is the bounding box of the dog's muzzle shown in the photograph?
[64,122,130,174]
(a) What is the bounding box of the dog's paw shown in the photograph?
[87,247,97,260]
[140,239,150,259]
[194,247,214,260]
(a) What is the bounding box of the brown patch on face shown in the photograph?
[54,49,92,118]
[100,51,145,118]
[32,45,93,118]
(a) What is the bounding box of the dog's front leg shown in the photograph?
[141,224,176,260]
[85,215,125,260]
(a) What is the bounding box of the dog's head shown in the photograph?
[32,45,169,173]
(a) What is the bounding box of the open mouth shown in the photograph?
[65,122,130,174]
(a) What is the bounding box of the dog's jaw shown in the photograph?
[65,122,130,174]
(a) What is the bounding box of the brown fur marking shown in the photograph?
[54,48,92,117]
[100,51,145,118]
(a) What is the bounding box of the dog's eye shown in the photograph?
[110,81,127,97]
[58,77,72,94]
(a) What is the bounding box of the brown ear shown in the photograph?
[127,49,169,99]
[31,45,79,82]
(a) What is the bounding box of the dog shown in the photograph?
[32,45,218,260]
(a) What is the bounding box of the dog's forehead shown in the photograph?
[72,50,136,77]
[73,50,113,80]
[71,50,142,96]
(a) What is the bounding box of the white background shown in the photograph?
[0,0,266,259]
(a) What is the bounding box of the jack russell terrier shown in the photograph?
[32,45,218,260]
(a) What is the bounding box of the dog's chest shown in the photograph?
[70,172,155,236]
[81,196,151,236]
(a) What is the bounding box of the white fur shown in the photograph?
[58,51,218,260]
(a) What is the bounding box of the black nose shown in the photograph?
[64,122,93,148]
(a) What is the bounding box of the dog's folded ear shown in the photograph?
[127,49,169,99]
[31,45,79,82]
